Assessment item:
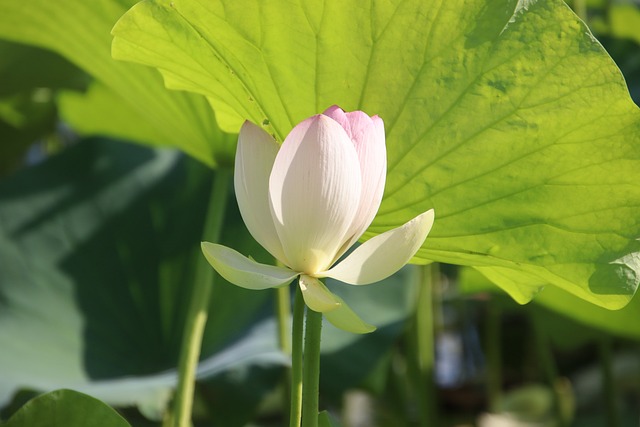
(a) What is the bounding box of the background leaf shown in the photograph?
[0,138,285,414]
[459,266,640,341]
[111,0,640,308]
[318,410,342,427]
[320,266,419,397]
[0,135,420,421]
[0,40,89,176]
[3,389,130,427]
[0,0,233,167]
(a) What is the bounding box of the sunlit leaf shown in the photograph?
[0,0,232,167]
[112,0,640,308]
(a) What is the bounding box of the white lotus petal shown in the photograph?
[319,209,435,285]
[269,115,362,274]
[323,106,387,259]
[235,121,287,263]
[299,275,340,313]
[323,293,376,334]
[201,242,298,290]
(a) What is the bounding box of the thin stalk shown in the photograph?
[531,315,566,427]
[485,301,502,411]
[277,285,293,423]
[387,349,412,427]
[290,286,305,427]
[412,264,438,426]
[277,287,293,355]
[598,337,619,427]
[172,170,230,427]
[301,307,323,427]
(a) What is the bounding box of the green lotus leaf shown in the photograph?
[0,0,233,167]
[3,389,130,427]
[111,0,640,308]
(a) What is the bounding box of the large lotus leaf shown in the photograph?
[57,82,184,157]
[0,0,232,167]
[111,0,640,309]
[0,138,285,414]
[2,390,130,427]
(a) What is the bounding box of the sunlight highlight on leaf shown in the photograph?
[0,0,233,167]
[111,0,640,308]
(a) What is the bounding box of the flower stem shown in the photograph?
[598,337,619,427]
[532,315,567,427]
[172,170,230,427]
[289,286,304,427]
[485,301,503,412]
[277,286,293,355]
[411,264,438,426]
[277,285,293,423]
[301,306,323,427]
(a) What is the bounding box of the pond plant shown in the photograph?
[0,0,639,426]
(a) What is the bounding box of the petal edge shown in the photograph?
[201,242,298,290]
[235,121,288,263]
[320,209,435,285]
[299,275,340,313]
[323,293,376,334]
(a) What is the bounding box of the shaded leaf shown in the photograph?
[0,138,285,414]
[320,266,419,396]
[0,40,89,98]
[3,389,130,427]
[0,40,89,176]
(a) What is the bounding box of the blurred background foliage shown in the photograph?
[0,0,639,426]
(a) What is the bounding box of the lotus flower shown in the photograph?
[202,106,434,333]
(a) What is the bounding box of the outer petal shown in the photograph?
[201,242,298,290]
[299,275,340,313]
[299,275,375,333]
[319,209,435,285]
[323,106,387,257]
[323,293,376,334]
[235,121,287,263]
[269,115,362,274]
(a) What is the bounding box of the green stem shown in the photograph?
[414,264,438,427]
[290,286,304,427]
[172,170,230,427]
[277,287,293,355]
[277,285,293,423]
[531,315,566,427]
[598,337,619,427]
[301,306,323,427]
[485,301,502,412]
